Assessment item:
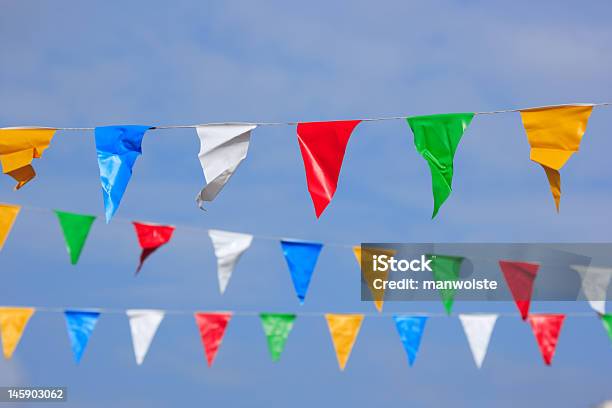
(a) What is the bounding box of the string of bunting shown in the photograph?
[0,306,610,368]
[1,202,611,316]
[1,103,610,220]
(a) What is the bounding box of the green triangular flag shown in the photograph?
[427,254,464,315]
[407,113,474,218]
[602,314,612,345]
[55,210,96,265]
[260,313,296,362]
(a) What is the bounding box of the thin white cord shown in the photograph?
[8,102,608,132]
[9,306,600,317]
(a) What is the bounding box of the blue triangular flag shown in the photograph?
[95,125,150,223]
[393,315,427,366]
[64,310,100,363]
[280,240,323,304]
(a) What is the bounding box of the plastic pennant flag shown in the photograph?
[519,105,593,211]
[570,265,611,315]
[54,210,96,265]
[208,229,253,294]
[296,120,361,217]
[499,260,539,320]
[601,314,612,345]
[459,314,498,368]
[393,315,427,366]
[126,309,164,365]
[95,125,151,223]
[428,254,464,315]
[280,240,323,304]
[325,313,364,371]
[0,307,35,359]
[259,313,296,362]
[64,310,100,363]
[194,312,232,367]
[0,203,20,250]
[406,113,474,218]
[353,246,397,312]
[133,222,175,274]
[195,124,257,208]
[527,314,565,365]
[0,127,56,189]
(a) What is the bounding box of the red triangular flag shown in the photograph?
[133,222,175,274]
[528,314,565,365]
[296,120,361,217]
[194,312,232,367]
[498,260,539,320]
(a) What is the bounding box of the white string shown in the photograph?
[18,204,355,248]
[10,306,600,317]
[15,204,612,266]
[9,102,608,132]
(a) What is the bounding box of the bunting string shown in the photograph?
[0,306,609,368]
[13,307,600,317]
[9,203,612,265]
[3,102,612,219]
[12,102,612,131]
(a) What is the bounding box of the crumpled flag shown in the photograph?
[0,307,35,359]
[459,314,498,369]
[195,124,257,208]
[126,309,164,365]
[0,203,20,251]
[133,222,175,274]
[353,246,396,312]
[499,260,539,320]
[64,310,100,364]
[570,265,611,315]
[428,254,464,315]
[393,315,427,366]
[194,312,232,367]
[519,105,593,211]
[208,229,253,294]
[325,313,364,371]
[0,127,56,189]
[280,240,323,304]
[296,120,361,217]
[54,210,96,265]
[95,125,151,223]
[259,313,296,362]
[527,314,565,365]
[406,113,474,218]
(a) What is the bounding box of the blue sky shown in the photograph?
[1,1,612,407]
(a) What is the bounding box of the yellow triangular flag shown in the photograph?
[353,246,396,312]
[0,127,56,189]
[0,307,35,359]
[0,203,20,250]
[325,313,364,370]
[519,105,593,211]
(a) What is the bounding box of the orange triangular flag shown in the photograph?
[0,307,35,359]
[519,105,593,211]
[325,313,364,370]
[352,246,396,312]
[0,203,20,250]
[0,127,56,189]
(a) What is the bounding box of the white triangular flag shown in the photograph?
[459,314,497,369]
[195,124,257,208]
[208,229,253,294]
[571,265,611,314]
[126,309,164,365]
